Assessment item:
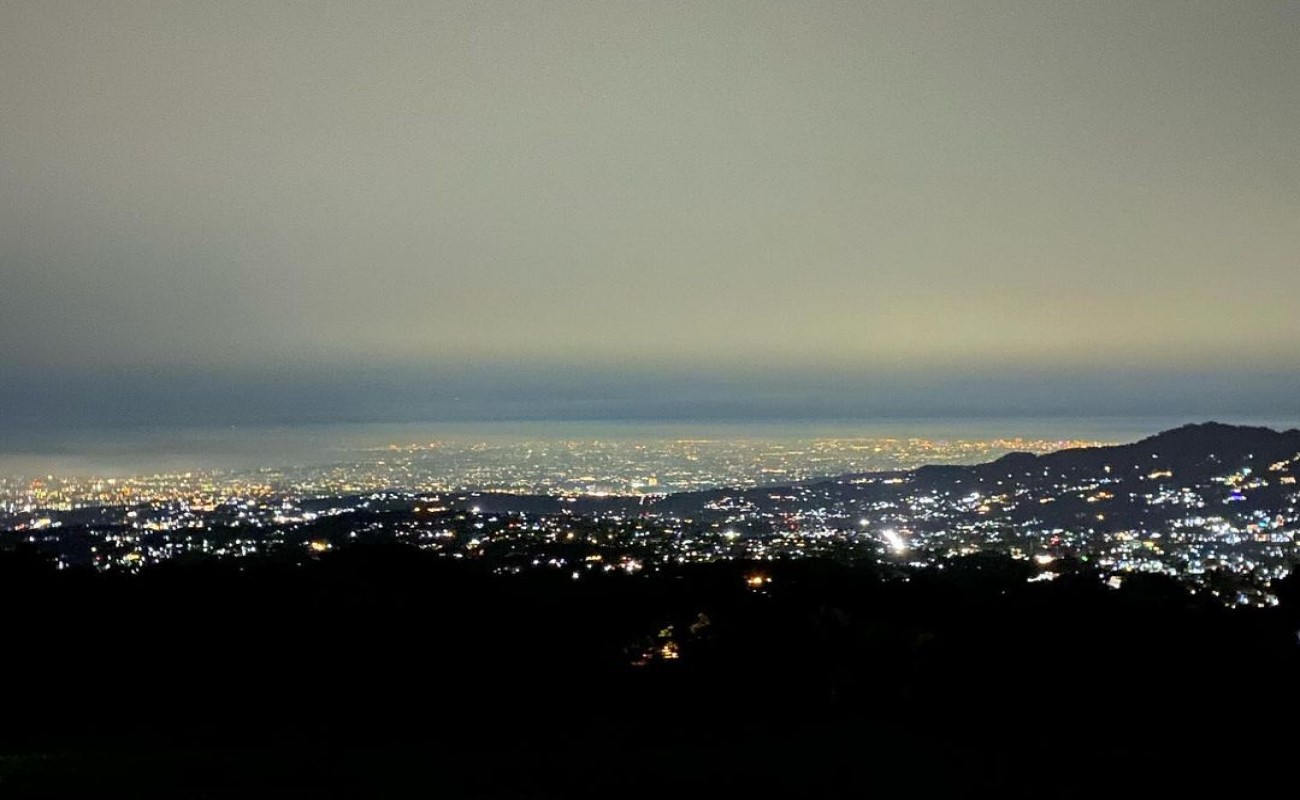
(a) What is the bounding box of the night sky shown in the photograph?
[2,2,1298,428]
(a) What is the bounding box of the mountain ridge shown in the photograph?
[968,420,1300,477]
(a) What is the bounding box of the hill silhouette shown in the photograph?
[0,539,1298,796]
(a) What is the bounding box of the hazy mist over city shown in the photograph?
[4,3,1299,459]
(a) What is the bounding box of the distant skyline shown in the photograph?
[3,2,1298,428]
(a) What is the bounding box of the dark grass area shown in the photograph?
[2,546,1298,797]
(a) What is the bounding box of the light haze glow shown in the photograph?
[2,2,1297,429]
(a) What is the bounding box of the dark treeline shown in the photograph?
[2,545,1298,797]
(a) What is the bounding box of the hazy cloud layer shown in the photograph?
[2,2,1298,421]
[2,363,1298,437]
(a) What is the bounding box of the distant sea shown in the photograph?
[2,416,1297,478]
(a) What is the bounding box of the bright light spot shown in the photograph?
[1033,554,1055,566]
[881,529,907,553]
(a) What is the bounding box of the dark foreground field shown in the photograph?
[2,546,1297,797]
